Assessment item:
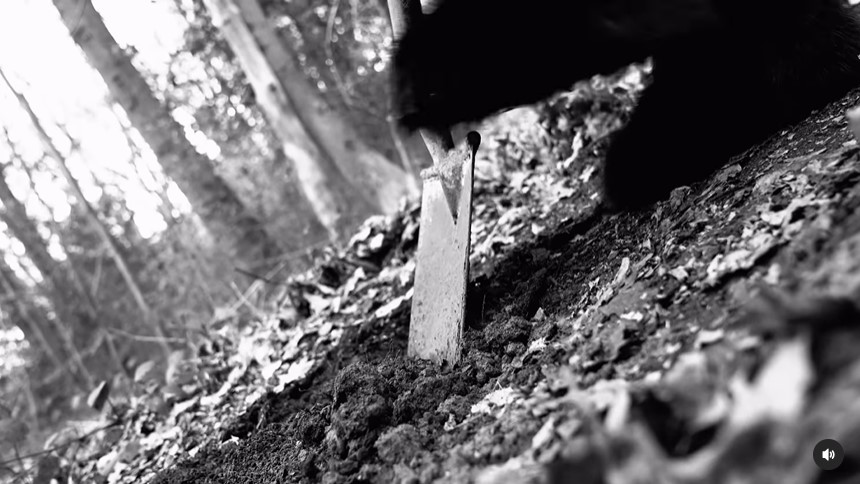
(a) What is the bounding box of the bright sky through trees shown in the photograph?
[0,0,199,373]
[0,0,198,242]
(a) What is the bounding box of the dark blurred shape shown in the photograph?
[392,0,860,208]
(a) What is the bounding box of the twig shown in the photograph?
[234,267,279,285]
[106,327,186,344]
[0,420,121,468]
[325,0,354,109]
[229,281,266,319]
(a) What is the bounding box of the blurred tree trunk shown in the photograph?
[384,100,433,187]
[0,167,93,388]
[275,0,432,187]
[1,68,172,358]
[1,127,101,316]
[0,260,66,372]
[202,0,374,240]
[56,155,172,357]
[52,0,279,274]
[219,149,332,254]
[377,0,391,19]
[206,0,414,217]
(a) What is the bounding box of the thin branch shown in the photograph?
[106,327,186,344]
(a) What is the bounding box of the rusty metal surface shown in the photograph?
[408,134,479,364]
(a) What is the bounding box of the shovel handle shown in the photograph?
[388,0,456,163]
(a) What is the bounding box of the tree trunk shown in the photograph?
[51,0,279,274]
[207,0,414,216]
[58,156,172,357]
[0,167,93,388]
[2,124,101,316]
[0,261,66,372]
[219,149,332,254]
[202,0,375,239]
[1,71,172,357]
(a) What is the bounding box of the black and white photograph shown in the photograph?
[1,0,860,482]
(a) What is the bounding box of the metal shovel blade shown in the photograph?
[408,133,480,364]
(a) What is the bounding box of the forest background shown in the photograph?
[0,0,428,453]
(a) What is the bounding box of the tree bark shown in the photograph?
[1,125,101,316]
[0,261,66,372]
[207,0,414,216]
[0,167,93,388]
[2,67,174,358]
[52,0,279,273]
[202,0,375,239]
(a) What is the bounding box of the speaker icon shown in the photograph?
[814,439,844,470]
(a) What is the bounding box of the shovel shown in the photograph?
[388,0,480,364]
[409,133,480,364]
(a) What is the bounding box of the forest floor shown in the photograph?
[53,67,860,484]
